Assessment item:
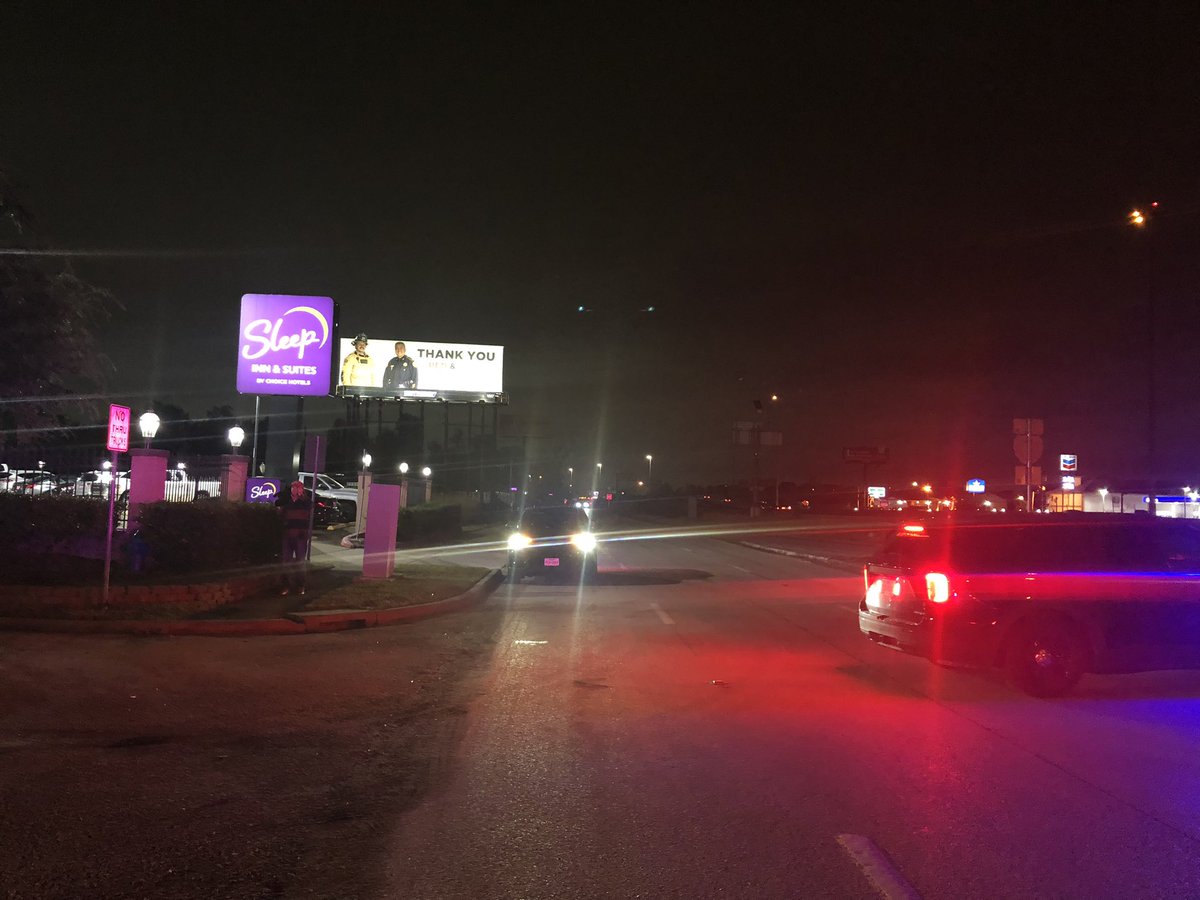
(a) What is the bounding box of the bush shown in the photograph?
[0,494,109,558]
[396,504,461,542]
[136,499,282,574]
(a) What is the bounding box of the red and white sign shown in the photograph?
[107,404,131,452]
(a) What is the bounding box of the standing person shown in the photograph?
[275,479,312,596]
[340,333,373,387]
[382,341,418,391]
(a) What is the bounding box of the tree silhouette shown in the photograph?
[0,170,120,448]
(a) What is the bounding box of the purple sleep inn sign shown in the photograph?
[236,294,337,396]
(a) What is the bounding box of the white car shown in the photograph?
[72,469,132,498]
[13,471,63,495]
[299,473,358,520]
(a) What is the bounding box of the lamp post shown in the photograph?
[1131,203,1159,515]
[596,462,603,494]
[139,411,160,449]
[645,454,653,489]
[421,466,433,504]
[568,467,574,493]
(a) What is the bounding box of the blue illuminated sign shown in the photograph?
[966,479,986,494]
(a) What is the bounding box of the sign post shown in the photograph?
[1013,418,1044,511]
[103,404,131,604]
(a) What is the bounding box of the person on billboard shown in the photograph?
[382,341,418,392]
[274,480,311,596]
[340,333,373,387]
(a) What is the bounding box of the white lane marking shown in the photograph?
[836,834,922,900]
[732,565,752,573]
[651,602,675,626]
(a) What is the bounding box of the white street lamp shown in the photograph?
[362,453,372,469]
[139,411,160,449]
[421,466,432,478]
[568,467,574,492]
[645,454,653,486]
[399,462,409,474]
[227,425,245,451]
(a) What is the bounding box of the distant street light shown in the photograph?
[362,453,372,469]
[421,466,432,478]
[568,467,574,492]
[1130,201,1162,514]
[398,461,409,474]
[139,411,160,449]
[645,454,653,486]
[227,425,245,451]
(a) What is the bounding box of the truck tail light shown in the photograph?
[865,577,884,606]
[925,572,951,603]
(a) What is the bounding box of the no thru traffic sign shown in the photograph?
[107,404,131,452]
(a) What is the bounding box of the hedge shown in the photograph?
[135,499,282,573]
[396,504,462,542]
[0,494,109,554]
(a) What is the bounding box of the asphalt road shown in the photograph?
[6,521,1200,898]
[394,522,1200,899]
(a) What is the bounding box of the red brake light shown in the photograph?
[901,524,926,535]
[925,572,951,603]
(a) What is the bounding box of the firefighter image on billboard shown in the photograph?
[340,333,374,387]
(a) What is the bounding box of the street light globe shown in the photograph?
[227,425,245,449]
[421,466,432,478]
[362,453,372,469]
[139,411,161,440]
[399,462,409,474]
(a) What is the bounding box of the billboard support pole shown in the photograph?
[251,395,260,476]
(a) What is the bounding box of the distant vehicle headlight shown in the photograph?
[571,532,597,553]
[507,533,533,551]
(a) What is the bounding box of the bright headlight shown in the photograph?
[507,533,532,551]
[571,532,597,552]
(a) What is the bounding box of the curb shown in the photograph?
[737,540,864,573]
[0,569,505,638]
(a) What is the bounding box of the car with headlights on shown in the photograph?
[859,515,1200,696]
[507,507,598,581]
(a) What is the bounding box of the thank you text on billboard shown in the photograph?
[237,294,337,396]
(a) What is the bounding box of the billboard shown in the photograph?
[236,294,337,396]
[336,336,504,397]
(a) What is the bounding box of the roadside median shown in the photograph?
[0,566,505,637]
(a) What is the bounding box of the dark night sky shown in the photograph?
[3,3,1199,485]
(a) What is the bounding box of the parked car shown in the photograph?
[299,472,358,521]
[507,506,598,581]
[859,514,1200,696]
[71,469,131,498]
[308,490,343,530]
[13,471,64,495]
